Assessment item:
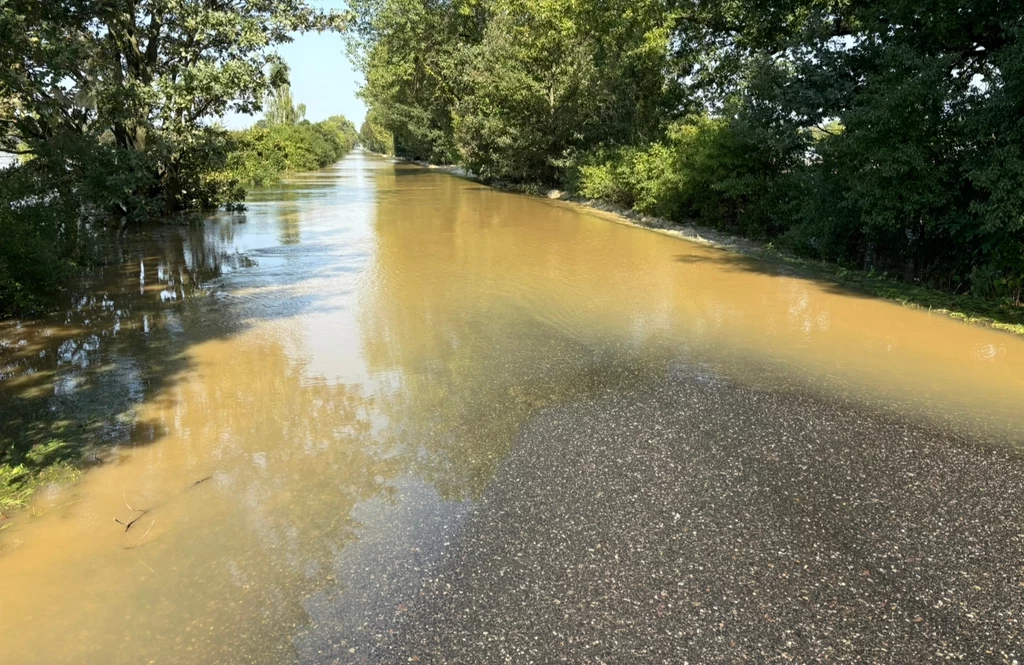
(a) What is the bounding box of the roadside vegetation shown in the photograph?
[228,66,358,187]
[350,0,1024,325]
[228,116,358,187]
[0,0,354,318]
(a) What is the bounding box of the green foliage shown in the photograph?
[572,114,794,238]
[264,62,309,127]
[2,0,347,211]
[0,201,76,317]
[456,0,672,183]
[0,0,352,316]
[350,0,673,181]
[359,108,395,155]
[348,0,486,163]
[227,116,359,187]
[0,134,138,316]
[1,441,80,516]
[672,0,1024,299]
[354,0,1024,305]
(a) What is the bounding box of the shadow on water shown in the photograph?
[0,207,345,513]
[0,155,504,664]
[673,249,1024,332]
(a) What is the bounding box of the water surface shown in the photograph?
[1,150,1023,664]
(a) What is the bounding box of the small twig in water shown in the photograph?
[125,519,155,549]
[34,499,83,518]
[133,552,160,578]
[113,508,149,532]
[190,475,213,488]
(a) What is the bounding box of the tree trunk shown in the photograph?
[162,152,182,215]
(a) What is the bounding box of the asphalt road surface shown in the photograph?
[341,370,1023,664]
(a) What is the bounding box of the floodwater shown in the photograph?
[1,150,1022,664]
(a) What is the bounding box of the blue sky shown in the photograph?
[222,0,366,129]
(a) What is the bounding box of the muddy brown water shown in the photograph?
[1,150,1023,664]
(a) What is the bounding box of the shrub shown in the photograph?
[570,115,793,238]
[226,118,358,186]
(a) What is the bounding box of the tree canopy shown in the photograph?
[1,0,346,211]
[352,0,1024,304]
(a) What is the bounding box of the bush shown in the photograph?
[226,117,358,186]
[570,115,792,238]
[0,207,75,316]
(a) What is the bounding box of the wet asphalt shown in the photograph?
[334,368,1023,664]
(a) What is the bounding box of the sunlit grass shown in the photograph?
[0,439,82,518]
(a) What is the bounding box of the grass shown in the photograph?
[0,428,91,519]
[0,458,81,517]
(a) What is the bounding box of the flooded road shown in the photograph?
[1,150,1023,663]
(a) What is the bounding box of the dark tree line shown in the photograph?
[351,0,1024,303]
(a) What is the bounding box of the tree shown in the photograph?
[1,0,348,215]
[347,0,487,162]
[349,0,674,183]
[359,107,395,154]
[664,0,1024,295]
[264,62,308,126]
[454,0,673,183]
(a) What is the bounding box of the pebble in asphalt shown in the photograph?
[337,368,1023,664]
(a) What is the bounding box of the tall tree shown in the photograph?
[347,0,487,162]
[665,0,1024,294]
[455,0,673,183]
[264,62,307,126]
[349,0,674,182]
